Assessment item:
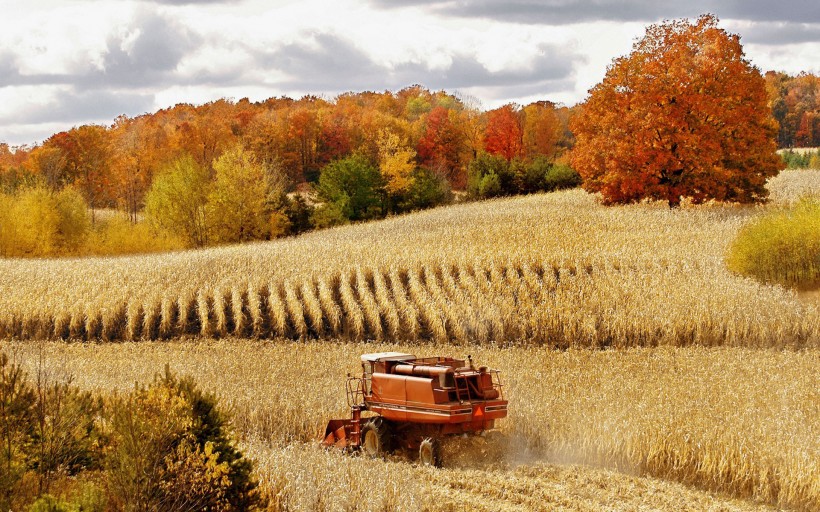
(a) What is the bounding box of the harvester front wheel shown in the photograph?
[361,418,391,458]
[418,437,441,467]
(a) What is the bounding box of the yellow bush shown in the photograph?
[727,196,820,287]
[0,186,91,257]
[85,215,184,256]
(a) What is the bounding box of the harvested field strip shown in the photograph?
[3,177,820,347]
[1,259,818,347]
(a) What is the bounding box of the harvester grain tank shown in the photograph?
[322,352,508,466]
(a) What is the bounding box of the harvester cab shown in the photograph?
[322,352,508,466]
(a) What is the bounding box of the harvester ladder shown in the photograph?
[454,375,471,402]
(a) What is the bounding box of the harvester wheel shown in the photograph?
[361,418,391,458]
[418,437,441,467]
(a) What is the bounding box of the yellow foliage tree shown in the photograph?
[207,146,271,244]
[377,129,416,196]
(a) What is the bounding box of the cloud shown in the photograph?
[369,1,820,25]
[1,10,200,91]
[736,22,820,46]
[261,32,579,95]
[0,52,71,87]
[86,10,201,89]
[146,0,242,4]
[0,88,154,125]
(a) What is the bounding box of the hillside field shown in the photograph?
[2,171,820,349]
[1,170,819,510]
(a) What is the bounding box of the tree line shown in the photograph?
[765,72,820,148]
[0,88,580,255]
[0,88,575,215]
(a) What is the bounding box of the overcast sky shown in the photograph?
[1,0,819,146]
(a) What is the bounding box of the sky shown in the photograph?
[1,0,819,147]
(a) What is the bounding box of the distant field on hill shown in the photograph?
[2,170,819,348]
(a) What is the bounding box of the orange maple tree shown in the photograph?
[571,14,783,206]
[484,104,523,161]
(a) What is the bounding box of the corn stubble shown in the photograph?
[7,340,806,511]
[1,171,819,348]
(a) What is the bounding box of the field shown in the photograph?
[2,170,819,510]
[2,171,820,349]
[4,340,814,511]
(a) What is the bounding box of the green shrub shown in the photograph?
[478,172,502,197]
[780,149,820,169]
[727,196,820,288]
[544,163,582,191]
[467,153,509,198]
[398,166,452,212]
[316,155,384,222]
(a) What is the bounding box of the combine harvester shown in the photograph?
[322,352,508,466]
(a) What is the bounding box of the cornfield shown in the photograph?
[2,171,818,509]
[2,171,819,348]
[4,340,813,511]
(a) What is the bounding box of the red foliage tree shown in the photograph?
[417,106,465,187]
[571,14,783,206]
[484,104,523,161]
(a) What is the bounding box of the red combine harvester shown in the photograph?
[322,352,508,466]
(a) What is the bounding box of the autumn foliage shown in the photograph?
[571,15,784,206]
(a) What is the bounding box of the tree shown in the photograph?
[484,104,523,161]
[377,129,416,207]
[417,106,465,188]
[144,155,211,247]
[44,126,114,222]
[571,14,783,207]
[314,155,383,225]
[522,102,561,160]
[207,146,271,244]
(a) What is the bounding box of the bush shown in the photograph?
[727,196,820,288]
[468,153,582,198]
[810,152,820,170]
[0,186,92,257]
[85,215,184,256]
[467,153,509,198]
[0,352,36,510]
[780,149,820,170]
[106,367,262,511]
[397,167,452,212]
[283,194,314,235]
[311,201,349,229]
[27,484,106,512]
[543,163,582,191]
